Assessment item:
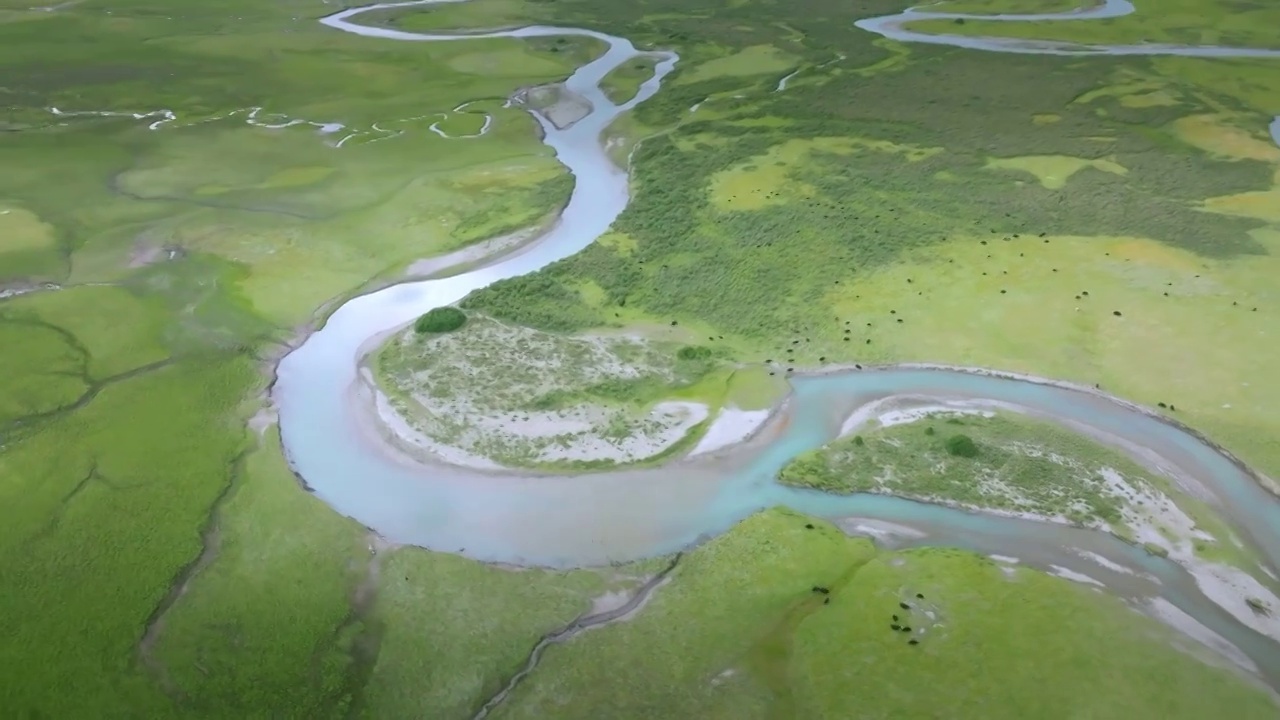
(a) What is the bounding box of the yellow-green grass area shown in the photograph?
[903,0,1280,50]
[985,154,1127,189]
[0,202,63,283]
[779,411,1259,571]
[373,312,730,470]
[707,136,942,212]
[1153,57,1280,115]
[676,44,799,85]
[491,509,1277,719]
[1165,113,1280,224]
[805,229,1280,485]
[724,365,790,411]
[601,54,661,104]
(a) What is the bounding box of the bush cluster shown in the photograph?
[414,307,467,334]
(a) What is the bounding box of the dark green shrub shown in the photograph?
[677,345,712,361]
[853,435,864,446]
[414,306,467,334]
[945,434,978,458]
[924,426,935,436]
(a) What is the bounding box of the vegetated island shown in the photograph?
[363,307,786,470]
[779,404,1280,641]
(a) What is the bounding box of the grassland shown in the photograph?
[903,0,1280,50]
[6,0,1280,715]
[490,509,1277,719]
[461,0,1280,486]
[0,0,613,714]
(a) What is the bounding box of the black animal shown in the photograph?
[812,586,830,594]
[916,593,924,599]
[805,523,815,529]
[823,597,830,605]
[892,614,899,622]
[901,626,912,632]
[899,602,910,610]
[908,639,919,645]
[890,623,901,630]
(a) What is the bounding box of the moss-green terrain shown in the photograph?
[5,0,1280,716]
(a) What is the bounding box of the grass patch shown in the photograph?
[725,365,789,410]
[601,54,660,104]
[677,45,797,84]
[985,154,1128,189]
[493,509,1276,719]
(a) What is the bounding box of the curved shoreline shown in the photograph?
[273,0,1280,684]
[857,0,1280,57]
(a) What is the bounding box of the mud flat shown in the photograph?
[514,83,592,130]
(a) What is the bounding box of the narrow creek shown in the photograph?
[275,0,1280,688]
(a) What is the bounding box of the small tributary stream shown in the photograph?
[276,0,1280,686]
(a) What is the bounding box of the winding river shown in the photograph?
[276,0,1280,684]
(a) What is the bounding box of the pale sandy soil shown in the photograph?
[1145,597,1263,678]
[1048,565,1106,587]
[519,84,592,130]
[689,406,772,456]
[834,516,929,541]
[404,222,551,278]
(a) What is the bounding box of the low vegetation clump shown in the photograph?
[414,306,468,334]
[944,432,978,457]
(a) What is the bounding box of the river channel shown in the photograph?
[275,0,1280,686]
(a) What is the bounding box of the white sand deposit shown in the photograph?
[690,406,772,456]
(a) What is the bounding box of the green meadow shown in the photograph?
[3,0,1280,716]
[904,0,1280,50]
[491,510,1276,719]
